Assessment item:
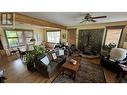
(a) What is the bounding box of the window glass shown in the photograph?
[105,28,122,47]
[6,31,17,37]
[47,31,60,43]
[24,31,33,37]
[17,31,24,45]
[5,30,33,48]
[26,38,33,44]
[8,38,19,47]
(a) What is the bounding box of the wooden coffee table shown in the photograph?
[62,57,81,80]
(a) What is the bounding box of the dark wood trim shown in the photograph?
[4,30,10,48]
[79,28,104,31]
[4,28,33,32]
[106,25,125,29]
[0,35,3,49]
[118,28,124,47]
[46,30,61,32]
[67,28,77,31]
[103,29,108,48]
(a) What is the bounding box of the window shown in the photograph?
[5,29,33,48]
[6,30,19,47]
[24,31,33,45]
[47,30,60,43]
[105,26,124,47]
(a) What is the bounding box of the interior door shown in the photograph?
[68,29,76,45]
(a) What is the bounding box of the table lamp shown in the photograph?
[30,38,36,45]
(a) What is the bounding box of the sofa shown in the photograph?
[0,68,6,83]
[35,50,66,78]
[101,48,127,76]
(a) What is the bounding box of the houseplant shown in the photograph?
[103,43,116,52]
[33,45,46,56]
[26,45,46,72]
[26,52,35,72]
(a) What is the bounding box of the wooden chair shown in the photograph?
[17,48,26,62]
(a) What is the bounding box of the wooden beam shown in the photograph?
[15,13,67,29]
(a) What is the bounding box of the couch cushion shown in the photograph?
[46,52,53,61]
[58,55,66,60]
[59,49,64,56]
[48,61,59,73]
[54,49,65,56]
[40,56,50,65]
[53,57,63,63]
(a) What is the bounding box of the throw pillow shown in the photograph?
[52,53,57,60]
[59,50,64,56]
[40,56,50,65]
[59,49,64,56]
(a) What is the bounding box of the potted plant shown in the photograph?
[26,52,35,72]
[103,43,116,52]
[25,45,47,72]
[33,45,46,56]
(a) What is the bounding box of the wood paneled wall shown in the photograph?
[68,29,76,45]
[15,13,67,29]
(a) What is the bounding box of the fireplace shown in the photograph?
[78,29,104,56]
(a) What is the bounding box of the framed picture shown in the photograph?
[1,13,13,25]
[62,33,66,39]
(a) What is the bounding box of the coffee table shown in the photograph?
[62,57,81,80]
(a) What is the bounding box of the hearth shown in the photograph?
[83,45,97,55]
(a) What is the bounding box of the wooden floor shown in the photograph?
[0,55,118,83]
[0,55,59,83]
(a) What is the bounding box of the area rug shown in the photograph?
[53,60,106,83]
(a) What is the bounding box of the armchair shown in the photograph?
[69,44,80,56]
[101,48,127,74]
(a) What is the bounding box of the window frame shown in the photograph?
[46,30,61,43]
[4,29,34,48]
[104,26,125,48]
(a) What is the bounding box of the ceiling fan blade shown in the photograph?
[91,19,96,22]
[92,16,107,19]
[80,20,86,23]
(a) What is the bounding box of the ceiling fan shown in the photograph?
[80,13,107,23]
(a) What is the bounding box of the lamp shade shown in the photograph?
[66,42,68,46]
[30,38,36,42]
[123,42,127,49]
